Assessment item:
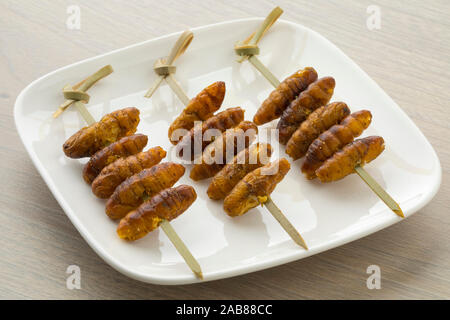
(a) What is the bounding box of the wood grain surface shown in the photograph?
[1,0,449,299]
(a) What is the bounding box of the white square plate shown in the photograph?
[14,18,441,285]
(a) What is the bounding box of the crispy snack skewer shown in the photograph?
[118,186,203,279]
[239,18,404,217]
[170,84,307,247]
[315,136,402,217]
[167,71,308,249]
[83,112,202,278]
[59,69,203,279]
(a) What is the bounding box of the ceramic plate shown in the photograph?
[14,18,441,284]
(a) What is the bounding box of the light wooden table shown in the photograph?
[1,0,449,299]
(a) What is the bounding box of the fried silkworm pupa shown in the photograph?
[82,134,148,184]
[207,143,273,200]
[316,136,385,182]
[302,110,372,179]
[63,107,140,158]
[277,77,335,144]
[105,162,185,220]
[117,185,197,241]
[285,102,350,160]
[223,158,290,217]
[168,81,225,144]
[91,146,166,199]
[176,107,245,160]
[189,121,258,181]
[253,67,318,125]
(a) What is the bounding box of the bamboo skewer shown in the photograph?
[235,7,283,87]
[145,30,193,104]
[238,7,404,218]
[160,220,203,279]
[355,166,404,217]
[262,197,308,249]
[53,65,114,118]
[254,192,308,248]
[248,56,280,88]
[73,101,96,125]
[144,76,164,100]
[165,73,191,105]
[57,66,203,279]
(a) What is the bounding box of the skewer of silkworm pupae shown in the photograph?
[234,7,400,214]
[235,6,402,217]
[169,82,308,249]
[58,65,203,279]
[244,61,403,217]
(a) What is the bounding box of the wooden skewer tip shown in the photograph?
[393,207,405,218]
[354,165,404,218]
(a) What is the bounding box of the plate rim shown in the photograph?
[14,17,442,285]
